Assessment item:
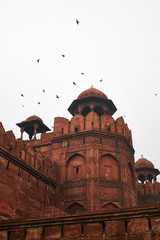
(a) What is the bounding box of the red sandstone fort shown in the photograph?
[0,87,160,239]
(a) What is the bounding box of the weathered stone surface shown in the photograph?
[128,218,149,233]
[0,204,160,240]
[9,230,25,240]
[84,223,103,236]
[44,225,61,239]
[151,217,160,233]
[0,230,7,240]
[26,227,43,240]
[105,220,125,235]
[63,223,81,238]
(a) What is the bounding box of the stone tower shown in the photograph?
[51,87,137,213]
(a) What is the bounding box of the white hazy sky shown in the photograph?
[1,1,160,172]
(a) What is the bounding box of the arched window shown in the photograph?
[67,203,85,214]
[81,106,91,117]
[147,173,153,183]
[94,106,104,117]
[75,127,78,132]
[107,126,111,132]
[66,154,86,180]
[138,174,145,184]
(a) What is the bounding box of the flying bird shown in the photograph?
[155,93,157,96]
[21,94,24,97]
[22,104,25,108]
[76,20,79,24]
[62,55,65,57]
[81,73,84,75]
[38,102,40,105]
[43,89,45,93]
[73,82,76,85]
[37,59,40,63]
[99,79,103,82]
[56,95,59,99]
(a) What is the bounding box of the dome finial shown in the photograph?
[90,85,94,89]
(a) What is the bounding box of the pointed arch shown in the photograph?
[99,154,120,181]
[101,115,115,132]
[138,173,145,184]
[66,154,86,180]
[70,114,84,133]
[102,202,119,210]
[81,106,91,117]
[67,202,86,214]
[147,173,153,183]
[94,106,104,117]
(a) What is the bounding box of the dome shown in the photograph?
[23,115,43,123]
[135,157,154,169]
[77,87,108,100]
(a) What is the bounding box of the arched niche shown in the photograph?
[101,115,115,132]
[81,106,91,117]
[70,114,84,133]
[102,202,119,210]
[147,173,153,183]
[94,106,104,117]
[66,154,86,181]
[99,154,119,181]
[67,202,86,214]
[138,173,145,184]
[128,163,135,189]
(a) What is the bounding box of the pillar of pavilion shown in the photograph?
[16,115,50,140]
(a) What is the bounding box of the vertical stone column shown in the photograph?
[33,124,38,140]
[20,127,25,140]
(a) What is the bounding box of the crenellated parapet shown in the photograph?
[52,113,133,146]
[0,122,55,181]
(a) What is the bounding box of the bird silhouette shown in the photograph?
[22,104,25,107]
[43,89,45,93]
[21,94,24,97]
[99,79,103,82]
[62,55,65,57]
[73,82,76,85]
[155,93,157,96]
[56,95,59,99]
[37,59,40,63]
[76,20,79,24]
[81,73,84,75]
[38,102,40,105]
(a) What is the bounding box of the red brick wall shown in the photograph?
[0,155,46,219]
[0,205,160,239]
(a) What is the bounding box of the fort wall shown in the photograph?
[0,205,160,239]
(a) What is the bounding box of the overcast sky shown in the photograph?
[1,0,160,173]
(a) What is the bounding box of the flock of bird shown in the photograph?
[20,18,158,111]
[20,19,104,108]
